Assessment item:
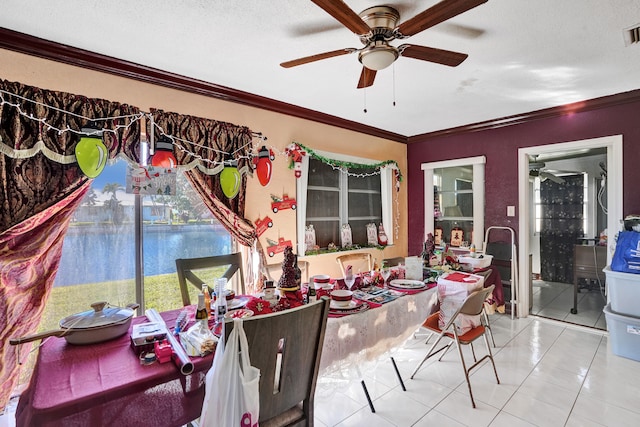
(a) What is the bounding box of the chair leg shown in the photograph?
[437,342,452,362]
[410,331,447,379]
[453,339,477,408]
[483,331,500,385]
[483,311,497,347]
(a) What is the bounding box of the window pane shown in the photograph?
[307,189,340,218]
[348,192,381,218]
[142,171,232,312]
[309,220,340,248]
[349,219,374,245]
[348,167,379,190]
[308,159,339,187]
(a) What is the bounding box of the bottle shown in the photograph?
[470,244,477,258]
[308,280,316,304]
[294,254,302,289]
[195,293,208,326]
[215,278,228,321]
[202,284,211,318]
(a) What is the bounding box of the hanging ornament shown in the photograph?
[220,159,241,199]
[252,145,275,186]
[285,143,306,178]
[151,136,177,168]
[75,126,107,178]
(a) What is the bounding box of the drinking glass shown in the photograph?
[380,265,391,286]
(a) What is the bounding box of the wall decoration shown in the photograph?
[265,237,293,257]
[126,165,177,195]
[285,143,306,178]
[450,226,464,247]
[75,128,107,178]
[150,136,177,168]
[252,145,275,186]
[434,227,443,245]
[304,225,317,254]
[271,194,297,213]
[220,160,241,199]
[254,215,273,237]
[340,224,353,248]
[377,223,388,246]
[366,223,378,246]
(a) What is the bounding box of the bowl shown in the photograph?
[312,275,331,289]
[223,289,235,301]
[330,290,353,307]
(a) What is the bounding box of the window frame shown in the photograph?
[422,156,485,249]
[296,150,395,255]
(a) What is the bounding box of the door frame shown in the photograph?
[517,135,623,317]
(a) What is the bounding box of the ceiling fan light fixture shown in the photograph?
[358,42,398,70]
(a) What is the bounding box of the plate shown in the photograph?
[389,279,426,289]
[330,299,363,310]
[227,296,250,310]
[329,301,370,316]
[225,308,254,319]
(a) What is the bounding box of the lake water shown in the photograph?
[54,224,231,286]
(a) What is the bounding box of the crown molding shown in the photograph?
[0,28,406,143]
[407,89,640,143]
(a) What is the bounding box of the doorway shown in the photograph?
[517,135,623,328]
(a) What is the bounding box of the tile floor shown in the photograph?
[531,279,607,330]
[314,313,640,427]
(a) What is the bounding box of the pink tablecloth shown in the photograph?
[16,306,213,427]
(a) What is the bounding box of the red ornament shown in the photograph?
[151,137,177,168]
[252,145,274,186]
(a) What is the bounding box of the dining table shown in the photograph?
[15,284,438,427]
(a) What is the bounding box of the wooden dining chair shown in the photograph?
[410,285,500,408]
[223,297,331,427]
[336,252,373,276]
[175,253,245,306]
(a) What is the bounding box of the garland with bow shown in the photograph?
[291,141,403,183]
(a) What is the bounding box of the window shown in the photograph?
[296,152,395,254]
[422,156,485,249]
[42,158,232,330]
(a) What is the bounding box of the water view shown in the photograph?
[54,224,231,286]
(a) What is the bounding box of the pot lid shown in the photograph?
[59,302,134,329]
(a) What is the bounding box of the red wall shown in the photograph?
[407,92,640,256]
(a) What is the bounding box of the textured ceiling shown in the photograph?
[1,0,640,137]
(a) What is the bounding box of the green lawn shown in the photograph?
[39,267,226,331]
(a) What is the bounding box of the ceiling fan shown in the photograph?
[280,0,488,89]
[528,155,567,184]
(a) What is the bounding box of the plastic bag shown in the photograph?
[200,319,260,427]
[611,231,640,274]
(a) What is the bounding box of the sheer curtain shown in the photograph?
[0,79,140,408]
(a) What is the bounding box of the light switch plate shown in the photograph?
[507,206,515,217]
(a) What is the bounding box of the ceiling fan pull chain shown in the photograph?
[363,88,367,113]
[392,63,396,107]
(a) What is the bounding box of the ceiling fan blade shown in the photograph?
[540,171,565,184]
[357,67,376,89]
[310,0,371,35]
[280,48,355,68]
[396,0,488,37]
[399,44,468,67]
